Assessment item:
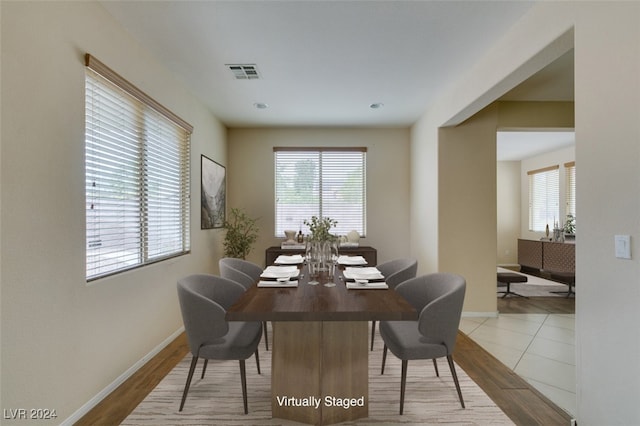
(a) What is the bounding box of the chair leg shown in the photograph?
[200,359,208,379]
[255,349,261,374]
[381,344,388,374]
[447,355,465,409]
[370,320,376,351]
[179,356,198,411]
[432,358,439,377]
[400,360,408,415]
[239,360,248,414]
[551,283,575,298]
[498,281,528,298]
[263,321,269,351]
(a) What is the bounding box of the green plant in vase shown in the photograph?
[563,214,576,235]
[303,216,338,242]
[223,208,259,259]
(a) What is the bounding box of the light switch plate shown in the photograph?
[614,235,631,259]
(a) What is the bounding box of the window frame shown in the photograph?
[85,54,192,281]
[273,147,367,238]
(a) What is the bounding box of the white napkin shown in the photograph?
[274,254,304,264]
[258,280,299,288]
[337,255,367,265]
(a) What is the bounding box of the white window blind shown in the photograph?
[528,165,559,232]
[274,148,366,238]
[565,161,576,217]
[85,54,192,281]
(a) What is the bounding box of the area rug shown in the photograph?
[123,326,514,425]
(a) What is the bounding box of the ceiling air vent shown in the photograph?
[226,64,260,80]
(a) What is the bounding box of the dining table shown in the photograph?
[226,255,418,425]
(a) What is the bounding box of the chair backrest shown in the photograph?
[395,273,466,354]
[219,258,263,282]
[177,274,246,356]
[219,262,255,289]
[377,258,418,289]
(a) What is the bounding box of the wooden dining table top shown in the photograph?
[226,264,418,322]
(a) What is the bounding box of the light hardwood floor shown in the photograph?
[76,296,574,426]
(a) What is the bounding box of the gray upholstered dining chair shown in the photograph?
[370,258,418,350]
[379,273,466,414]
[219,260,255,290]
[177,274,262,414]
[219,258,270,350]
[219,257,263,282]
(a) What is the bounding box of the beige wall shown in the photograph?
[411,2,640,423]
[439,105,499,313]
[409,116,440,274]
[574,3,640,421]
[227,127,411,267]
[1,2,226,422]
[497,161,521,266]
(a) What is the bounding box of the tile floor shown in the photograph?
[460,311,576,417]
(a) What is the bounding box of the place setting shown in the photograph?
[343,266,388,289]
[257,265,300,287]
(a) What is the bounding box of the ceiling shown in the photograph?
[497,130,575,161]
[100,1,574,157]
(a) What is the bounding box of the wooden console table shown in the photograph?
[518,239,575,274]
[265,245,377,266]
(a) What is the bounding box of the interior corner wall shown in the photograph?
[1,2,226,422]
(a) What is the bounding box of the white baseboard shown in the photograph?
[462,311,499,318]
[61,326,185,426]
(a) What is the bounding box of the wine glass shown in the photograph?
[307,241,320,285]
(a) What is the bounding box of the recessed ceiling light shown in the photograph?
[370,103,384,109]
[253,102,269,109]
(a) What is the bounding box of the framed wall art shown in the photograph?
[201,155,226,229]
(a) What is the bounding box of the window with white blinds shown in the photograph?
[528,165,559,232]
[274,148,366,238]
[565,161,576,217]
[85,54,192,281]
